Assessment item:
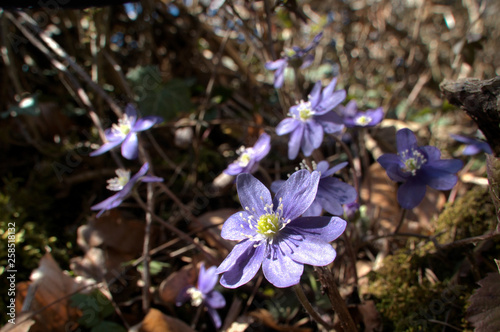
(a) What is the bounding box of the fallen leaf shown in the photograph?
[15,252,92,332]
[467,272,500,332]
[158,264,197,304]
[129,308,195,332]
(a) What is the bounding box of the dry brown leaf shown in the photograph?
[158,264,197,304]
[15,252,89,332]
[130,308,195,332]
[71,210,161,281]
[249,309,313,332]
[467,272,500,332]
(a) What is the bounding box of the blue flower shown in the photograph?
[338,100,384,128]
[216,170,347,288]
[224,133,271,176]
[176,263,226,329]
[450,134,492,156]
[91,163,163,217]
[271,161,357,216]
[90,104,163,160]
[276,78,346,159]
[377,128,463,209]
[265,32,323,88]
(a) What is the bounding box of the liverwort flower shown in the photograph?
[450,134,492,155]
[90,104,163,160]
[377,128,463,209]
[176,263,226,329]
[224,133,271,176]
[276,78,346,159]
[338,100,384,128]
[271,160,357,217]
[265,32,323,88]
[216,170,347,288]
[91,162,163,217]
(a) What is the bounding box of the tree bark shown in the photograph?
[440,76,500,157]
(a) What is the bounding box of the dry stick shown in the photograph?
[315,267,357,332]
[15,11,123,117]
[263,0,276,61]
[293,283,334,330]
[141,183,154,313]
[132,194,218,265]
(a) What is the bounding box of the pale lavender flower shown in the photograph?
[450,134,492,155]
[216,170,347,288]
[276,78,346,159]
[377,128,463,209]
[338,100,384,128]
[265,32,323,88]
[224,133,271,176]
[271,161,357,216]
[91,162,163,217]
[176,263,226,329]
[90,104,163,160]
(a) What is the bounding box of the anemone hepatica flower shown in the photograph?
[265,32,322,88]
[224,133,271,176]
[338,100,384,128]
[377,128,463,209]
[91,163,163,217]
[450,134,492,156]
[176,263,226,329]
[90,104,163,160]
[216,170,347,288]
[276,78,346,159]
[271,161,357,217]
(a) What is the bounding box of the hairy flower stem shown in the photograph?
[293,284,334,330]
[315,267,357,332]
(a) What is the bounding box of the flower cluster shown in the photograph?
[276,78,346,159]
[216,170,347,288]
[378,128,463,209]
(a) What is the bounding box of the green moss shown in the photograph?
[435,186,497,244]
[368,186,498,331]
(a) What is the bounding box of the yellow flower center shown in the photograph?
[112,114,132,136]
[295,100,315,122]
[186,287,203,307]
[106,169,131,191]
[256,213,280,237]
[355,115,372,126]
[399,149,427,176]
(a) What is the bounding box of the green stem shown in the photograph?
[293,284,333,330]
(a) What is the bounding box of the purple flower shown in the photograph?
[276,78,346,159]
[377,128,463,209]
[91,162,163,217]
[343,201,360,220]
[90,104,163,160]
[271,161,357,217]
[265,32,323,88]
[338,100,384,128]
[450,134,492,155]
[176,263,226,329]
[216,170,347,288]
[224,133,271,176]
